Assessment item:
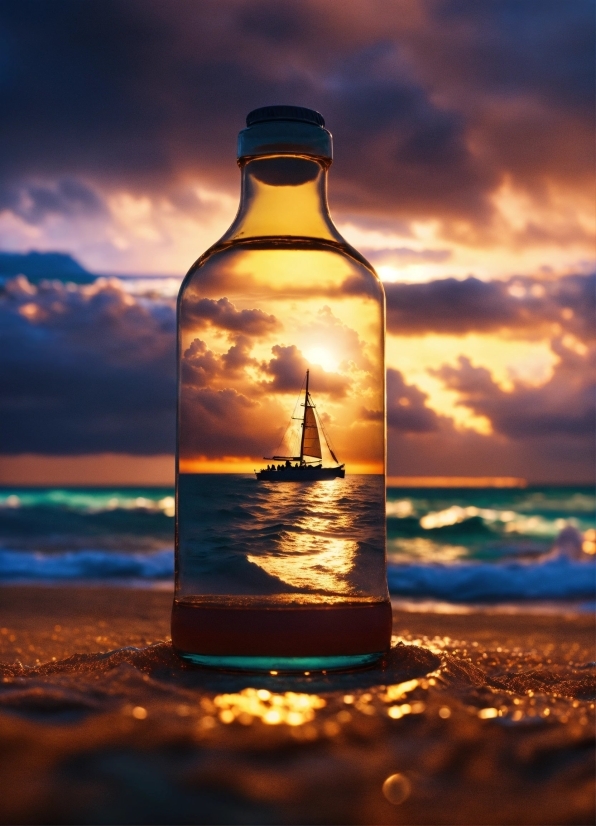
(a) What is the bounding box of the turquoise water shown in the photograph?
[386,486,595,562]
[177,652,383,672]
[0,484,593,603]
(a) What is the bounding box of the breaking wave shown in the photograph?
[0,548,174,580]
[0,547,593,604]
[387,556,595,602]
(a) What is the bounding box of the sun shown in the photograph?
[303,345,340,373]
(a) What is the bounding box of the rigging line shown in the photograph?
[313,405,340,464]
[268,373,306,456]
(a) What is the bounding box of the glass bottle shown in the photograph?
[172,106,391,671]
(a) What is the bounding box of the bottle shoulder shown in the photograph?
[179,235,383,302]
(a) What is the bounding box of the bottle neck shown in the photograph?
[222,155,342,242]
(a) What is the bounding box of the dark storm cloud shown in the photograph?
[183,297,280,336]
[0,276,176,454]
[0,0,591,224]
[430,0,593,112]
[385,272,595,339]
[432,346,595,440]
[401,0,594,200]
[0,179,105,225]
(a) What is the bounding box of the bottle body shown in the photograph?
[173,136,391,670]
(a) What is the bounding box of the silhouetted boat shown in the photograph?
[256,370,345,481]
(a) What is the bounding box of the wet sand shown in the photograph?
[0,586,594,825]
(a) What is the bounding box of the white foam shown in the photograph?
[387,555,595,601]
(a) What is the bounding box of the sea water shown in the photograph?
[172,474,390,667]
[0,484,594,609]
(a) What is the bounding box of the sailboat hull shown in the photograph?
[256,465,345,481]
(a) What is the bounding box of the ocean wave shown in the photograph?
[0,549,174,580]
[1,547,594,603]
[387,556,596,602]
[0,492,175,517]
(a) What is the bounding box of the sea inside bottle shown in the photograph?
[172,105,392,671]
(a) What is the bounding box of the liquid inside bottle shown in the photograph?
[172,106,391,671]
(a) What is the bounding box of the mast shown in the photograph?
[298,369,310,464]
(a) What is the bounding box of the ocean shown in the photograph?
[0,483,594,609]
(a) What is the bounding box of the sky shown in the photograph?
[0,0,594,484]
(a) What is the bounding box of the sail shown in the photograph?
[302,403,322,459]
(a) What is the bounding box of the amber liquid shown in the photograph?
[171,596,392,667]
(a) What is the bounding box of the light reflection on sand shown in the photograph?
[211,687,326,726]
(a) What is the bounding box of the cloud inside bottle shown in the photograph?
[182,296,281,336]
[261,344,351,398]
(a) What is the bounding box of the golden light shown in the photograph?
[383,679,420,702]
[303,344,340,373]
[582,529,596,555]
[247,534,357,592]
[18,303,40,320]
[212,687,326,727]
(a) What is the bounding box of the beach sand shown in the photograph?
[0,586,594,825]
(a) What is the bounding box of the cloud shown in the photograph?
[221,335,256,374]
[261,344,350,398]
[0,271,593,480]
[178,334,285,458]
[299,306,373,373]
[179,386,280,458]
[0,0,591,231]
[382,342,595,482]
[183,296,280,336]
[0,276,175,454]
[181,339,222,388]
[385,368,440,433]
[385,272,595,339]
[431,344,595,440]
[0,179,105,225]
[181,335,256,388]
[386,423,594,483]
[365,247,452,266]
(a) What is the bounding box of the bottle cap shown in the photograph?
[246,106,325,127]
[238,105,332,161]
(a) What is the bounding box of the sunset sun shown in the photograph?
[303,345,340,373]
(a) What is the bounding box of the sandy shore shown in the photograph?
[0,586,594,825]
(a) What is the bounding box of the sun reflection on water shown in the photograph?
[247,479,360,592]
[247,533,358,592]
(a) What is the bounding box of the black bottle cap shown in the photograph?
[246,106,325,128]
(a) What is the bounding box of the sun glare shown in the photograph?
[304,345,340,373]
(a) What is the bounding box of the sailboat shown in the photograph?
[256,370,346,481]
